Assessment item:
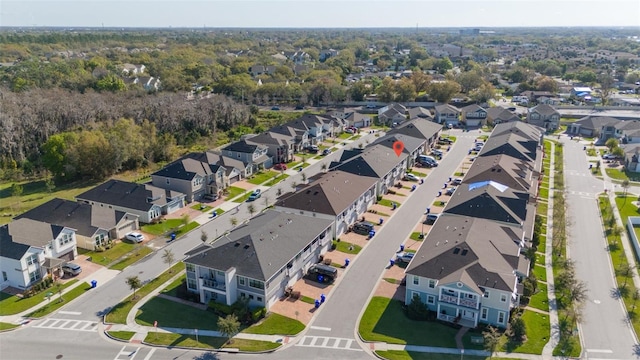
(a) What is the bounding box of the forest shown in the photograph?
[1,27,639,182]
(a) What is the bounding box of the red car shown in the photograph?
[274,163,287,171]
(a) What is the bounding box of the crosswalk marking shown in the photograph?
[296,336,363,351]
[32,318,98,332]
[113,345,140,360]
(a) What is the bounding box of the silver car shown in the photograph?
[62,262,82,276]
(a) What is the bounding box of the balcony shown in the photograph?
[439,294,479,309]
[459,297,479,309]
[202,278,226,292]
[439,294,458,305]
[438,313,476,328]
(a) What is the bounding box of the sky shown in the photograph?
[1,0,639,28]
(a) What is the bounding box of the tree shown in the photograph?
[567,280,588,307]
[126,276,142,300]
[406,294,430,320]
[434,57,453,74]
[230,217,238,227]
[622,179,631,197]
[605,138,619,152]
[162,249,175,273]
[456,70,484,93]
[470,82,496,103]
[377,77,396,103]
[598,73,615,105]
[247,204,256,217]
[427,80,461,103]
[617,263,636,287]
[483,325,501,358]
[510,316,527,342]
[181,214,190,227]
[395,77,417,102]
[45,177,56,194]
[632,289,640,313]
[348,81,368,101]
[201,230,208,243]
[217,314,240,344]
[11,183,23,211]
[96,74,126,92]
[410,71,432,93]
[534,76,559,93]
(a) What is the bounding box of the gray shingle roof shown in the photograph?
[152,157,218,181]
[15,198,132,238]
[444,181,529,225]
[334,144,407,178]
[275,171,377,216]
[406,216,526,293]
[573,116,619,131]
[530,104,559,116]
[478,132,538,162]
[4,218,65,248]
[184,210,333,281]
[0,224,31,260]
[76,180,183,212]
[462,154,533,193]
[223,139,261,153]
[491,121,543,142]
[371,133,425,154]
[387,118,442,140]
[407,107,433,120]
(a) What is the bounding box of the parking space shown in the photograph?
[58,254,103,283]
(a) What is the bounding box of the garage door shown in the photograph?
[59,251,75,261]
[228,174,240,184]
[118,221,136,234]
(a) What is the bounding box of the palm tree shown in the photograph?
[126,276,142,300]
[230,217,238,227]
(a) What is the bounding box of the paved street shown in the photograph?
[561,137,639,359]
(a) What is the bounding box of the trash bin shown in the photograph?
[317,274,324,283]
[411,185,417,191]
[315,299,321,308]
[426,207,431,214]
[379,218,384,225]
[320,294,326,303]
[91,280,97,289]
[211,211,217,218]
[171,233,176,241]
[438,191,442,197]
[448,177,452,182]
[390,259,395,267]
[443,183,447,189]
[369,230,375,239]
[420,179,424,184]
[345,258,350,267]
[400,244,405,252]
[392,202,397,210]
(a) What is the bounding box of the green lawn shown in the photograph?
[338,132,352,139]
[27,283,92,318]
[141,219,186,236]
[615,195,640,221]
[605,168,629,181]
[143,333,280,352]
[161,274,186,298]
[0,279,78,315]
[528,283,549,312]
[243,313,304,335]
[538,187,549,200]
[136,296,220,330]
[533,265,547,283]
[537,202,548,215]
[224,186,247,200]
[378,198,400,209]
[409,232,425,241]
[538,234,547,250]
[107,331,136,341]
[502,311,550,354]
[359,297,481,349]
[190,203,212,212]
[264,174,289,187]
[105,263,184,324]
[374,350,515,360]
[247,171,278,185]
[535,253,546,267]
[110,247,153,270]
[409,170,427,177]
[83,241,138,267]
[234,192,254,203]
[334,240,362,254]
[0,322,20,331]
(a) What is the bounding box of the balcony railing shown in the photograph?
[439,294,478,309]
[439,294,458,305]
[459,298,479,309]
[202,278,226,291]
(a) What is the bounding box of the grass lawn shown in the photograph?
[161,274,186,298]
[538,234,547,250]
[359,297,481,349]
[538,187,549,200]
[84,241,138,267]
[409,232,425,241]
[338,132,352,139]
[107,330,136,341]
[243,313,304,335]
[605,168,640,182]
[409,170,427,177]
[264,174,289,187]
[528,283,549,312]
[537,202,548,215]
[142,219,185,236]
[110,247,153,270]
[334,240,362,255]
[0,322,20,331]
[143,333,280,352]
[27,283,92,318]
[0,279,78,316]
[374,351,515,360]
[533,265,547,283]
[502,311,550,354]
[190,203,212,212]
[247,171,278,185]
[136,296,220,330]
[300,295,315,304]
[378,198,400,208]
[615,195,640,221]
[535,253,546,267]
[224,186,246,200]
[234,192,254,203]
[105,263,183,324]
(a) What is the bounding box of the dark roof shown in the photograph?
[407,107,433,120]
[444,181,529,225]
[486,107,520,123]
[334,144,407,178]
[573,116,620,131]
[491,122,543,142]
[0,224,31,260]
[478,132,538,162]
[371,133,424,154]
[530,104,559,116]
[3,218,65,248]
[463,155,533,193]
[204,152,247,171]
[15,198,132,238]
[184,210,333,281]
[406,215,526,293]
[275,171,377,215]
[461,104,486,113]
[435,104,460,114]
[245,132,292,147]
[223,139,261,153]
[387,118,442,140]
[152,156,219,181]
[76,179,183,211]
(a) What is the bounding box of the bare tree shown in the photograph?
[230,217,238,227]
[247,204,256,217]
[200,230,208,243]
[162,249,175,273]
[617,263,636,288]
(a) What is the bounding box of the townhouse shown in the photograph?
[151,155,227,203]
[220,139,271,176]
[486,107,520,125]
[434,104,461,127]
[184,210,333,310]
[460,104,488,128]
[526,104,560,131]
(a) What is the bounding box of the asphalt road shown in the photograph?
[562,137,639,359]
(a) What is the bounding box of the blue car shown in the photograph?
[248,189,262,201]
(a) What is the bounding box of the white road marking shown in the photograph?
[587,349,614,353]
[58,311,82,315]
[296,336,363,351]
[114,346,140,360]
[142,348,155,360]
[309,325,332,331]
[32,318,98,332]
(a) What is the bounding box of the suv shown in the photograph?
[307,264,338,283]
[352,221,375,235]
[425,213,440,225]
[125,232,145,243]
[248,189,262,201]
[62,262,82,276]
[395,252,415,264]
[438,137,453,145]
[306,145,319,153]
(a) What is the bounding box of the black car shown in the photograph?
[352,221,375,235]
[438,137,453,144]
[306,145,319,153]
[307,264,338,283]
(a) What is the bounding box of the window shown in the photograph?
[238,277,246,286]
[497,311,506,324]
[186,263,195,272]
[427,295,435,305]
[428,279,436,289]
[249,294,254,300]
[240,292,246,298]
[413,276,419,285]
[257,296,263,303]
[29,270,40,283]
[480,307,488,321]
[187,278,197,290]
[2,271,7,281]
[500,294,507,303]
[26,254,38,266]
[248,279,264,290]
[483,290,490,298]
[58,232,73,247]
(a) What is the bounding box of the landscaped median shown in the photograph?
[143,333,280,352]
[27,282,93,318]
[0,279,79,316]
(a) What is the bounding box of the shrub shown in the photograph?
[208,301,233,316]
[522,275,538,297]
[510,316,527,342]
[406,294,430,321]
[251,307,267,323]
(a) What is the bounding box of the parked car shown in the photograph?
[273,163,287,171]
[445,187,457,196]
[352,221,375,235]
[395,252,415,264]
[438,137,454,144]
[62,262,82,276]
[451,178,463,185]
[306,264,338,283]
[306,145,319,153]
[203,193,218,201]
[602,153,617,160]
[404,173,420,182]
[248,189,262,201]
[125,232,145,243]
[322,149,332,156]
[271,106,280,111]
[431,149,443,157]
[294,104,305,110]
[425,213,440,225]
[345,128,355,134]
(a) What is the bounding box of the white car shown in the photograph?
[404,173,421,182]
[125,232,145,243]
[602,154,617,160]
